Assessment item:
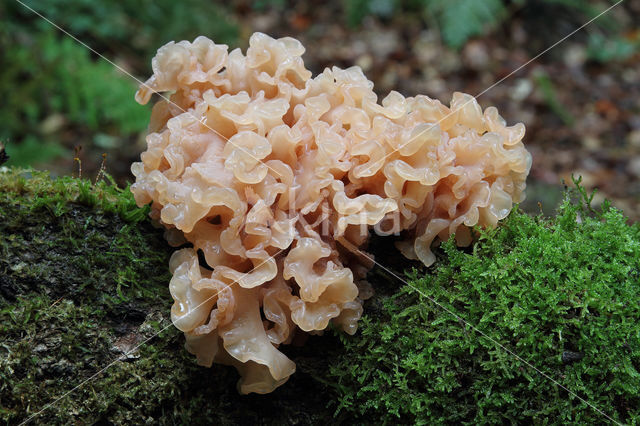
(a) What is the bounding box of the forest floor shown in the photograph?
[43,1,640,220]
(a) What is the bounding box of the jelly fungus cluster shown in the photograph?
[131,33,531,393]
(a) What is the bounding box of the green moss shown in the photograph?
[0,168,338,424]
[3,168,639,424]
[328,181,640,424]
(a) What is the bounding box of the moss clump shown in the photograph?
[0,168,339,425]
[2,168,639,424]
[328,182,640,424]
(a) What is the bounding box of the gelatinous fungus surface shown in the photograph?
[131,33,531,393]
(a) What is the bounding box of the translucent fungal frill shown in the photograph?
[131,33,531,393]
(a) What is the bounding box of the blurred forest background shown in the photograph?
[1,0,639,218]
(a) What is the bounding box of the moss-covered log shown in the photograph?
[0,168,342,425]
[1,168,639,425]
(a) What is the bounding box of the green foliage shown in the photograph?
[345,0,398,28]
[3,28,150,136]
[424,0,506,49]
[343,0,507,47]
[4,137,67,168]
[346,0,375,28]
[252,0,287,12]
[587,33,638,63]
[8,0,239,64]
[344,0,638,56]
[534,71,575,126]
[0,0,239,167]
[328,180,640,423]
[0,27,150,166]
